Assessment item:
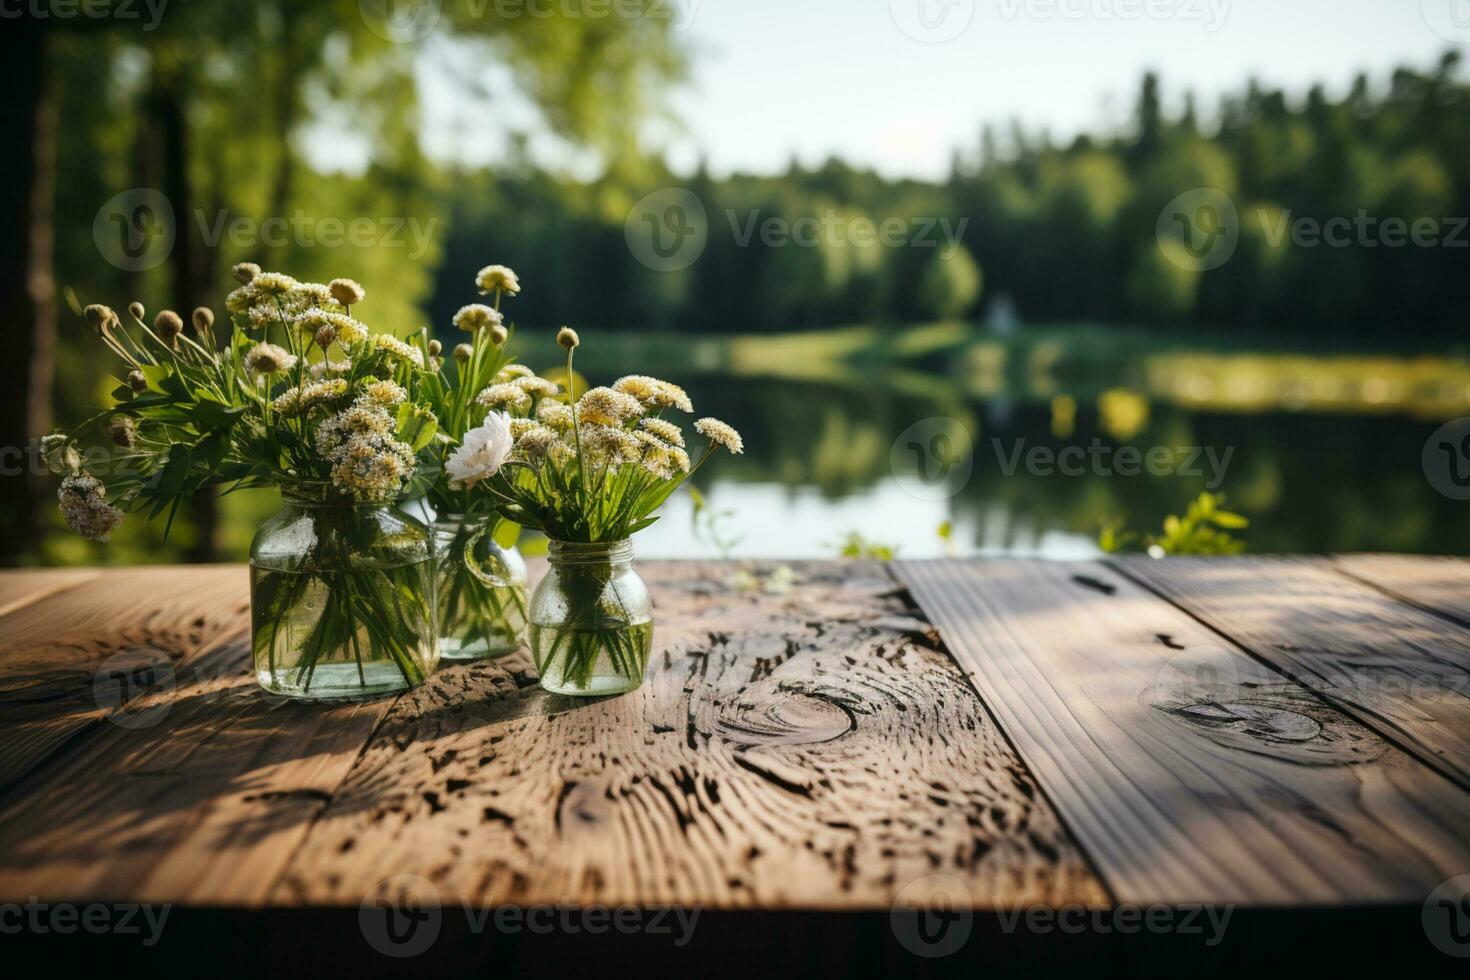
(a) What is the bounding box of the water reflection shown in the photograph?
[573,328,1470,558]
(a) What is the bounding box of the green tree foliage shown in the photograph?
[918,245,983,320]
[34,3,685,563]
[430,53,1466,338]
[1125,241,1199,321]
[22,25,1470,567]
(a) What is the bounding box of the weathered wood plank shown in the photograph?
[0,568,99,619]
[0,619,401,905]
[0,565,411,905]
[897,559,1470,905]
[273,561,1107,910]
[1333,554,1470,626]
[0,566,249,793]
[1118,556,1470,793]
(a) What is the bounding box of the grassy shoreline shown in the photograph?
[568,321,1470,420]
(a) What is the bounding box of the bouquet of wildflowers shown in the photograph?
[49,266,442,699]
[417,265,561,660]
[457,326,744,695]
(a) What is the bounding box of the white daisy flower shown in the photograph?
[445,412,514,489]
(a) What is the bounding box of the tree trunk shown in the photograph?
[262,44,298,266]
[0,20,55,565]
[149,58,219,563]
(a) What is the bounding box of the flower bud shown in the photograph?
[453,343,473,363]
[556,326,579,350]
[232,262,261,285]
[192,307,214,333]
[84,304,115,331]
[128,370,147,392]
[427,339,442,357]
[489,324,508,346]
[106,415,137,449]
[314,325,337,349]
[154,310,184,346]
[128,301,146,322]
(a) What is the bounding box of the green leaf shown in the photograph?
[396,403,438,452]
[1097,492,1247,556]
[141,363,188,398]
[194,433,228,469]
[192,396,245,433]
[491,519,522,549]
[149,446,193,501]
[626,516,661,534]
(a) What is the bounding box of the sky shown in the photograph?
[367,0,1466,182]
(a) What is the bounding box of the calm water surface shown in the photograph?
[574,331,1470,559]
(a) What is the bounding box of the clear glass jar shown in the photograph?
[431,515,528,661]
[528,539,653,697]
[249,495,438,700]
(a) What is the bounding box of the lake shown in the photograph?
[568,323,1470,559]
[46,323,1470,565]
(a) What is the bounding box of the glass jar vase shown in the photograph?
[249,496,439,700]
[431,515,528,661]
[528,539,652,696]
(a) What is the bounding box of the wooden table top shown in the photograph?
[1,556,1468,970]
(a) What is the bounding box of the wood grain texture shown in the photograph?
[0,568,98,619]
[274,561,1107,911]
[0,627,396,905]
[0,563,399,904]
[1118,556,1470,793]
[0,566,250,794]
[897,559,1470,906]
[1333,554,1470,626]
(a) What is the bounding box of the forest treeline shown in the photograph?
[430,52,1469,342]
[5,5,1465,561]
